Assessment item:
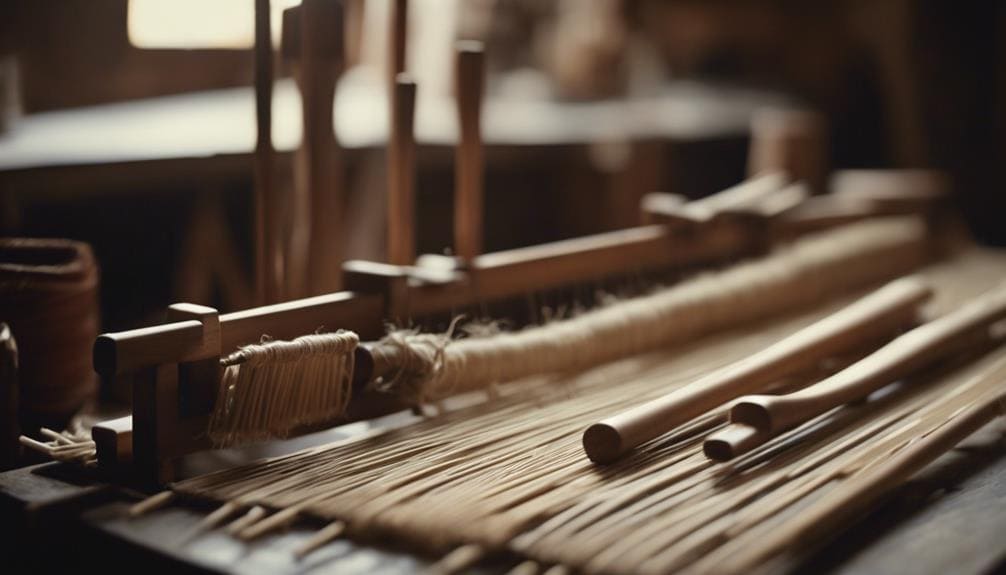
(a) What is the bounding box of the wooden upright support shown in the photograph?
[453,41,485,263]
[253,0,283,304]
[388,75,417,266]
[131,304,219,485]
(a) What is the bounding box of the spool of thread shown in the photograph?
[748,107,829,194]
[0,239,99,430]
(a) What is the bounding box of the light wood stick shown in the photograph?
[582,277,932,463]
[453,41,485,262]
[127,490,175,518]
[718,282,1006,456]
[388,74,417,266]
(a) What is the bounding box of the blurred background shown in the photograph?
[0,0,1003,339]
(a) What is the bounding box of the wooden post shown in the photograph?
[132,304,219,485]
[453,41,485,262]
[299,0,345,296]
[387,75,416,266]
[389,0,408,81]
[253,0,283,304]
[748,108,829,194]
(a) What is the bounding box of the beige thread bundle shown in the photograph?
[208,218,926,445]
[209,331,358,445]
[174,248,1006,574]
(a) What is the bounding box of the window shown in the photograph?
[128,0,301,49]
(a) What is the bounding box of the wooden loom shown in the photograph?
[85,2,951,485]
[90,180,946,487]
[10,12,1005,575]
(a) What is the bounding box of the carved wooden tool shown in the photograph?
[582,277,932,464]
[706,281,1006,461]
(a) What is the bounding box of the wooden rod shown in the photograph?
[389,0,408,80]
[387,74,417,266]
[93,291,384,377]
[582,277,932,464]
[714,281,1006,459]
[253,0,281,304]
[453,41,485,262]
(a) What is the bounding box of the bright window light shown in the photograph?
[128,0,301,49]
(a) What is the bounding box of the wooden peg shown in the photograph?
[389,0,408,80]
[748,108,828,194]
[454,41,485,262]
[388,74,416,266]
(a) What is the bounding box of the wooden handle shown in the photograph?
[387,74,417,266]
[582,277,931,463]
[454,41,485,261]
[727,282,1006,440]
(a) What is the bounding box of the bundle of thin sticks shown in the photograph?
[208,217,927,444]
[161,226,1006,573]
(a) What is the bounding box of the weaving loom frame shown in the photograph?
[88,178,943,485]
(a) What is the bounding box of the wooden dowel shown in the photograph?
[387,74,417,266]
[582,277,932,464]
[722,282,1006,452]
[454,41,485,262]
[253,0,282,304]
[389,0,408,80]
